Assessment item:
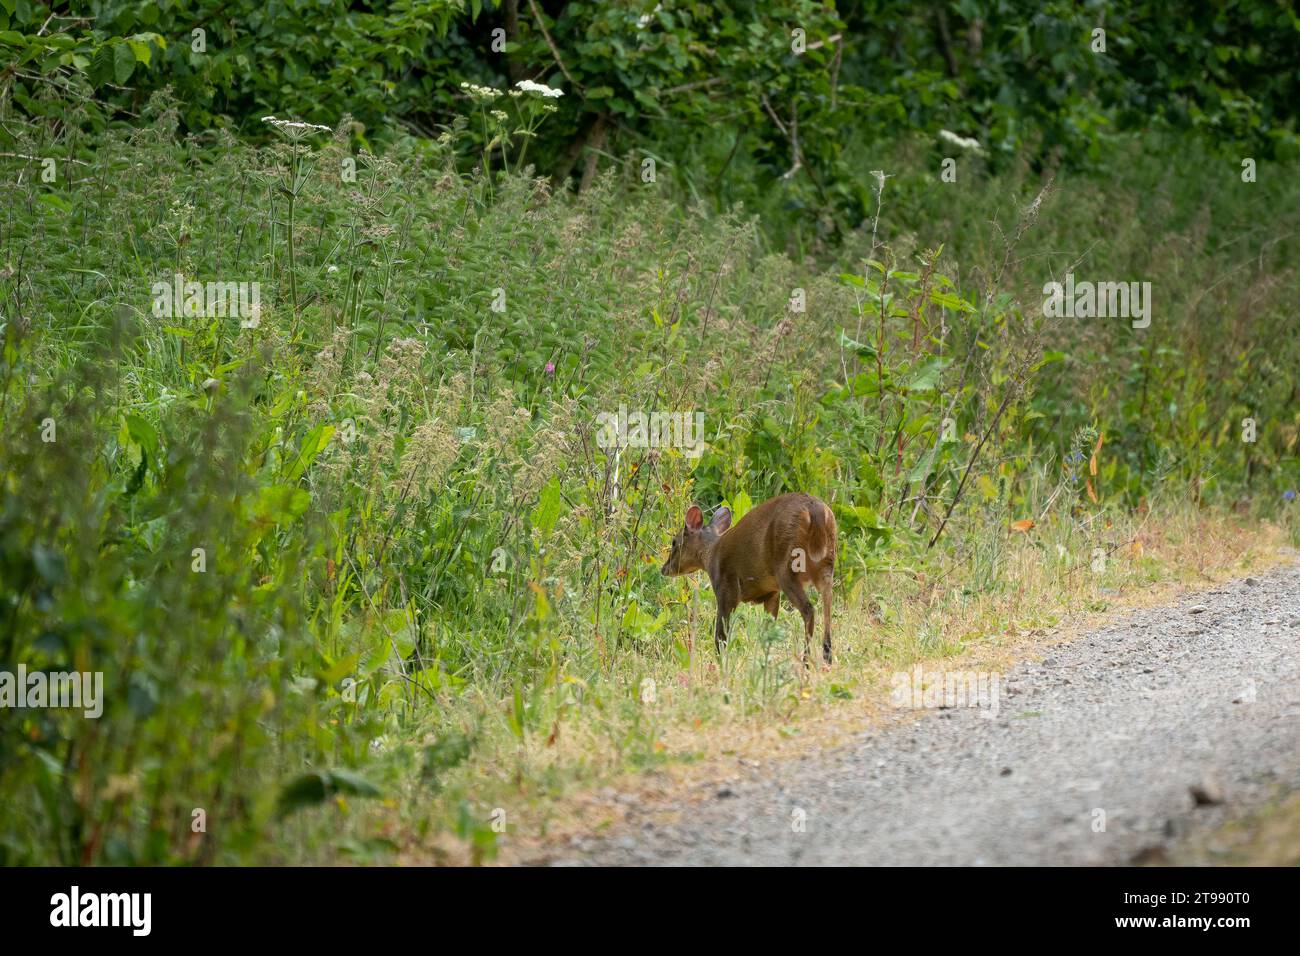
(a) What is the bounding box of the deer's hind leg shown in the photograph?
[817,565,834,664]
[776,569,815,664]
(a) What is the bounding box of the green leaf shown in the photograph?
[839,328,877,359]
[531,476,562,535]
[124,413,159,461]
[89,40,115,85]
[930,291,975,313]
[286,424,334,481]
[729,489,753,522]
[622,600,668,636]
[276,769,382,819]
[906,357,949,392]
[318,652,359,685]
[907,444,939,483]
[1033,350,1066,371]
[124,444,149,497]
[126,39,152,67]
[254,485,311,524]
[113,40,135,84]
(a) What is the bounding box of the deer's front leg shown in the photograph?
[714,607,730,654]
[712,583,737,655]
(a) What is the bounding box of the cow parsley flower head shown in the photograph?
[262,116,332,141]
[516,79,564,98]
[460,82,503,102]
[939,129,983,153]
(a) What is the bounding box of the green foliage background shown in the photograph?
[2,1,1296,244]
[0,1,1296,864]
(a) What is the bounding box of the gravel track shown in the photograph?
[545,562,1300,866]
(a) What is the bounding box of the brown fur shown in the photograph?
[661,492,837,663]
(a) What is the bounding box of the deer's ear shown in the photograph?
[684,505,704,531]
[710,506,732,533]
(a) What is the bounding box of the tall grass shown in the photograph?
[1,94,1296,863]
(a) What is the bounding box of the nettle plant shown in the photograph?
[830,251,972,531]
[0,329,351,864]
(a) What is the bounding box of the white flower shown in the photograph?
[516,79,564,98]
[460,82,502,102]
[261,115,332,141]
[939,129,983,152]
[637,4,662,29]
[262,117,332,133]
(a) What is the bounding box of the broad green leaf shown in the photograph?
[124,413,159,461]
[113,40,135,84]
[126,39,151,67]
[907,357,949,392]
[730,489,752,522]
[276,769,382,818]
[929,290,976,313]
[907,444,938,483]
[286,424,335,481]
[254,485,311,524]
[531,475,562,535]
[839,328,877,359]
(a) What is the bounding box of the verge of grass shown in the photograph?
[376,511,1296,865]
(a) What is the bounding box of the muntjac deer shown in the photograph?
[661,492,837,664]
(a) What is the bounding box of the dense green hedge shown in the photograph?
[2,1,1295,244]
